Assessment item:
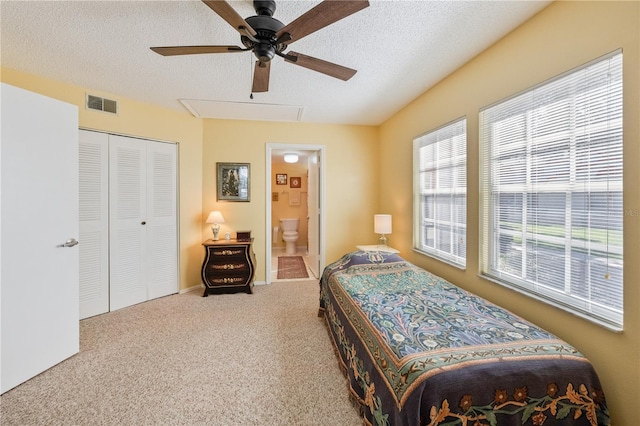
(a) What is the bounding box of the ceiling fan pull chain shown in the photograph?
[249,53,254,100]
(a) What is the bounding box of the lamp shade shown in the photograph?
[206,211,225,224]
[374,214,392,234]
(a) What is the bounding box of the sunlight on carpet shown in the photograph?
[277,256,309,279]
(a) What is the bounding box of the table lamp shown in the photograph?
[206,211,225,240]
[374,214,392,247]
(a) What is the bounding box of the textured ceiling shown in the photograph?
[0,0,551,125]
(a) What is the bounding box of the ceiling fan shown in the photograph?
[150,0,369,94]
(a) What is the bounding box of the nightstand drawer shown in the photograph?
[207,262,249,272]
[206,276,249,285]
[210,248,246,258]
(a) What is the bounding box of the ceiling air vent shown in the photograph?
[86,94,118,115]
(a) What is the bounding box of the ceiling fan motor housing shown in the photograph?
[242,8,286,62]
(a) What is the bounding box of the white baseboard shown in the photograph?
[179,284,204,294]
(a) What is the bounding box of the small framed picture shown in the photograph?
[276,173,287,185]
[217,162,250,202]
[290,176,302,188]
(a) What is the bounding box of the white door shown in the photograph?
[107,135,178,310]
[109,135,148,311]
[307,152,320,277]
[146,141,178,300]
[78,130,109,319]
[1,83,79,393]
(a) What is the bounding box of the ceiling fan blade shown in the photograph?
[285,52,357,81]
[276,0,369,45]
[150,46,245,56]
[252,61,271,93]
[201,0,257,37]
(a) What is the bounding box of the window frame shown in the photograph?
[479,50,624,330]
[413,117,467,268]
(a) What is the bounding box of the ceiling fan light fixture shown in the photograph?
[284,153,299,163]
[255,43,276,62]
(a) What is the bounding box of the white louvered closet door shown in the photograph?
[79,130,110,319]
[79,131,178,314]
[109,135,149,311]
[146,141,178,300]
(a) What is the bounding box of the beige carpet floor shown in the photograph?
[0,280,362,426]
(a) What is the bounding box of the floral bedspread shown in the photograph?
[319,251,610,426]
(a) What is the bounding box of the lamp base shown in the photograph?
[212,225,220,241]
[378,234,388,247]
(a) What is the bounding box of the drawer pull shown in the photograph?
[214,249,244,256]
[211,263,246,270]
[209,277,245,284]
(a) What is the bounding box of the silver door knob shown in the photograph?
[58,238,79,248]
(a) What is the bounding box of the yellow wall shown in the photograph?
[202,119,379,281]
[378,2,639,424]
[271,160,309,250]
[0,68,204,291]
[0,67,381,287]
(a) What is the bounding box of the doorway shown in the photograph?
[266,144,325,283]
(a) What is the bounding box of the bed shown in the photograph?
[319,250,610,426]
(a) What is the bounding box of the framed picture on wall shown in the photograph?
[217,162,250,202]
[290,176,301,188]
[276,173,287,185]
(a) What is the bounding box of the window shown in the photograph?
[479,51,623,329]
[413,118,467,268]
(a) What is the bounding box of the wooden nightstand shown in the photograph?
[201,238,256,296]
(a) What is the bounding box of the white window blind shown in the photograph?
[479,51,623,330]
[413,118,467,268]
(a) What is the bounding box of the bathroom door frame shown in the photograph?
[265,143,326,284]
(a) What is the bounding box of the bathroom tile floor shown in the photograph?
[270,247,318,282]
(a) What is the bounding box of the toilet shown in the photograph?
[280,218,299,255]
